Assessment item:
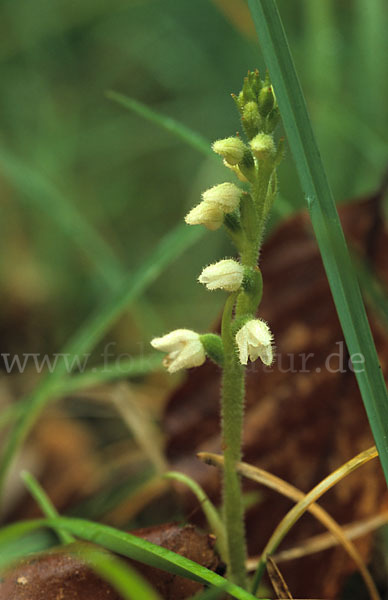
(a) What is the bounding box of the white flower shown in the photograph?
[198,259,244,292]
[184,201,224,231]
[202,182,242,212]
[184,183,243,230]
[212,137,246,165]
[151,329,206,373]
[249,133,275,160]
[235,319,273,366]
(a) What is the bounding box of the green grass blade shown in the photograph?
[189,588,226,600]
[56,354,163,396]
[75,545,163,600]
[106,91,213,157]
[0,223,203,498]
[0,147,124,289]
[247,0,388,484]
[164,471,227,562]
[354,254,388,330]
[0,517,261,600]
[20,471,74,545]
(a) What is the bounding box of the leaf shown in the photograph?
[247,0,388,486]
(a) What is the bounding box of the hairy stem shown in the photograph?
[221,293,247,588]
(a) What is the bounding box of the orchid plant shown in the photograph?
[151,70,283,588]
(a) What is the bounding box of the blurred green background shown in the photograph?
[0,0,387,362]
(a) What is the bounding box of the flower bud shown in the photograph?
[235,319,273,366]
[151,329,206,373]
[202,182,243,213]
[258,85,275,117]
[184,201,224,230]
[212,137,246,165]
[242,101,261,139]
[198,259,244,292]
[200,333,224,366]
[250,133,275,160]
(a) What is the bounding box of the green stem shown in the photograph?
[253,161,274,239]
[221,293,247,588]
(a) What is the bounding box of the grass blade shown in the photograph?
[56,354,163,396]
[75,545,163,600]
[106,91,213,157]
[164,471,227,562]
[20,471,74,545]
[247,0,388,485]
[199,452,379,600]
[249,445,378,593]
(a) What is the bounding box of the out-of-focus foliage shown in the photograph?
[0,0,386,353]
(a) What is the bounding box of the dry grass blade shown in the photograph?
[111,383,167,475]
[271,512,388,564]
[198,449,380,600]
[266,556,293,599]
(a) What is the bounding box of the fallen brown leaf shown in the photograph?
[0,524,219,600]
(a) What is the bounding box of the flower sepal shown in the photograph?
[200,333,224,367]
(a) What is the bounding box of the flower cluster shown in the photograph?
[151,70,279,373]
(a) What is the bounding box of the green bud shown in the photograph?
[200,334,224,367]
[231,93,243,115]
[242,76,255,103]
[250,133,275,161]
[258,85,275,117]
[249,69,262,98]
[242,101,261,140]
